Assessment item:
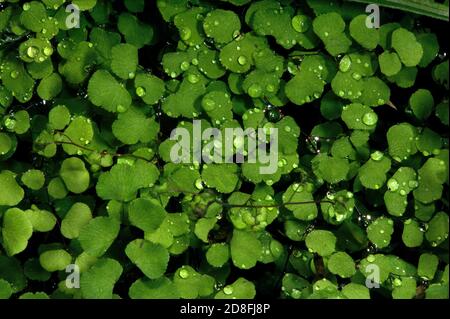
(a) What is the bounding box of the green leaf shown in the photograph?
[206,243,230,268]
[305,230,337,256]
[60,157,90,194]
[2,208,33,256]
[37,73,62,100]
[425,211,449,247]
[39,249,72,272]
[61,203,93,239]
[283,183,318,221]
[379,51,402,76]
[129,277,178,299]
[0,279,12,299]
[112,106,160,145]
[341,283,370,299]
[111,44,139,80]
[134,73,166,105]
[118,13,154,48]
[202,164,239,194]
[215,278,256,299]
[88,70,132,113]
[128,198,167,233]
[418,253,439,280]
[173,266,215,299]
[80,258,123,299]
[24,206,56,232]
[48,105,71,130]
[349,15,379,50]
[402,219,424,248]
[125,240,169,279]
[21,169,45,190]
[409,89,434,121]
[203,9,241,44]
[367,217,394,249]
[327,252,356,278]
[79,217,121,257]
[0,170,25,206]
[96,162,160,201]
[392,28,423,67]
[230,230,262,269]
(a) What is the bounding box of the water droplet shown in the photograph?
[291,15,310,33]
[248,84,262,98]
[371,151,384,161]
[238,55,247,65]
[223,286,233,295]
[27,46,38,58]
[23,3,31,11]
[179,269,189,279]
[367,255,376,263]
[387,178,399,192]
[363,112,378,126]
[266,84,276,93]
[393,278,402,287]
[136,87,146,97]
[339,55,352,73]
[10,71,19,79]
[399,189,407,196]
[195,179,203,190]
[284,126,292,133]
[180,61,190,71]
[202,98,215,111]
[180,27,192,41]
[352,72,362,80]
[116,105,127,113]
[188,74,200,84]
[408,180,419,189]
[43,46,53,56]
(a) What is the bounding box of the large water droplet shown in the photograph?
[179,269,189,279]
[27,46,38,58]
[248,84,262,98]
[237,55,247,65]
[188,73,200,84]
[202,98,215,111]
[43,47,53,56]
[180,27,192,41]
[339,55,352,73]
[116,105,127,113]
[371,151,384,161]
[180,61,190,71]
[10,71,19,79]
[387,178,399,192]
[136,86,146,97]
[362,112,378,126]
[291,15,310,33]
[223,286,234,295]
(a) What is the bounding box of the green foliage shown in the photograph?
[0,0,448,301]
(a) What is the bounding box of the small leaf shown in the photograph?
[125,240,169,280]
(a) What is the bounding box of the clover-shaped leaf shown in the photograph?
[305,230,336,256]
[126,240,169,279]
